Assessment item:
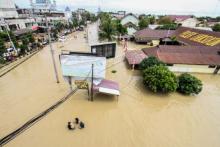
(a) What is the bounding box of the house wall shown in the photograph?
[181,18,198,27]
[168,64,217,74]
[152,40,160,45]
[121,15,139,26]
[127,27,137,35]
[0,0,18,18]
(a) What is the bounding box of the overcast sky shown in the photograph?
[14,0,220,17]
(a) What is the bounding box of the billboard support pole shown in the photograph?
[91,64,94,101]
[68,76,72,91]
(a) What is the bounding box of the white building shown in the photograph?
[121,13,139,35]
[31,0,56,11]
[167,15,198,27]
[181,18,198,28]
[0,0,18,18]
[64,6,72,22]
[0,0,68,32]
[0,0,32,31]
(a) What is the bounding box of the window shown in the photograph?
[167,64,174,66]
[209,65,216,68]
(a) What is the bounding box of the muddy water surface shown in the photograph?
[1,31,220,147]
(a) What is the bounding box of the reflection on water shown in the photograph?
[1,31,220,147]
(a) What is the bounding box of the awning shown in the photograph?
[32,26,39,31]
[93,79,120,96]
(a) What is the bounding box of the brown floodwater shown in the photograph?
[1,30,220,147]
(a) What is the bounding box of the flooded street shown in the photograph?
[1,30,220,147]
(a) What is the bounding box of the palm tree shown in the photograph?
[99,17,117,41]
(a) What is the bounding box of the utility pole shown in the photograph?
[91,64,94,101]
[0,18,16,50]
[45,15,60,83]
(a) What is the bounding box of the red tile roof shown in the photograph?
[142,45,220,65]
[134,29,175,42]
[125,50,147,65]
[175,27,220,47]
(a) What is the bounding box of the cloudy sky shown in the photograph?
[14,0,220,16]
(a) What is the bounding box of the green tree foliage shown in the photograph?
[143,65,178,93]
[9,31,19,48]
[114,20,127,35]
[90,13,98,22]
[99,14,117,41]
[0,31,8,41]
[139,17,149,30]
[177,73,203,95]
[72,17,79,28]
[149,16,155,24]
[79,20,85,26]
[98,12,111,21]
[52,29,58,39]
[81,11,97,22]
[19,44,28,55]
[0,56,6,64]
[0,38,6,56]
[21,37,29,45]
[212,24,220,32]
[26,32,35,43]
[139,56,165,70]
[0,31,18,48]
[158,16,173,24]
[55,22,65,32]
[216,16,220,21]
[158,23,178,30]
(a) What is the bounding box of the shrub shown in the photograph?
[178,73,203,95]
[0,57,6,64]
[139,56,165,70]
[212,24,220,32]
[0,38,6,56]
[158,16,173,24]
[19,44,28,55]
[158,23,178,30]
[143,65,178,93]
[139,18,149,30]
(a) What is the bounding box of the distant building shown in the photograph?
[0,0,35,31]
[0,0,67,32]
[110,11,126,20]
[76,8,86,14]
[121,13,139,35]
[207,21,220,27]
[167,15,198,27]
[65,6,72,22]
[0,0,18,18]
[31,0,57,11]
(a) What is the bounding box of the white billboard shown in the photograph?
[60,54,106,79]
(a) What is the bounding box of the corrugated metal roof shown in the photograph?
[134,29,175,42]
[175,27,220,47]
[125,50,147,65]
[142,45,220,65]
